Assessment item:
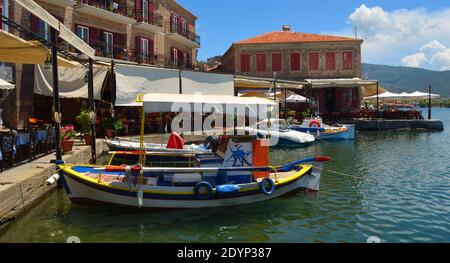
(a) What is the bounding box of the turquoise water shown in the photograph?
[1,109,449,243]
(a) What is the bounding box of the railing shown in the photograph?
[167,22,200,45]
[89,39,128,60]
[77,0,135,19]
[136,12,164,28]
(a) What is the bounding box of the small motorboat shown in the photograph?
[104,133,212,154]
[289,118,355,140]
[241,119,315,147]
[55,135,330,209]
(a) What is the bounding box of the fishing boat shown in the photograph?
[240,119,315,147]
[56,135,330,208]
[289,118,355,140]
[50,93,330,209]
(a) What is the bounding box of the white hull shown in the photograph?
[105,138,209,154]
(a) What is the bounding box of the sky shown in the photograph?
[177,0,450,71]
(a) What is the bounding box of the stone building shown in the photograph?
[220,25,365,117]
[0,0,200,128]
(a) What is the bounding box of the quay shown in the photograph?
[331,119,444,131]
[0,140,106,232]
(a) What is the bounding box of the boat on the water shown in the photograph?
[57,135,330,208]
[289,117,355,140]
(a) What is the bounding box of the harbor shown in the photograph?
[0,0,449,245]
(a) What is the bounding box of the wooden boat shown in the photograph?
[289,118,355,140]
[104,137,211,154]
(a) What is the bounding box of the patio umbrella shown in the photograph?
[284,94,308,103]
[363,91,404,100]
[409,91,440,99]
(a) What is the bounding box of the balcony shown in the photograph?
[89,39,128,61]
[164,57,194,70]
[75,0,136,24]
[38,0,76,8]
[133,13,164,33]
[166,22,200,49]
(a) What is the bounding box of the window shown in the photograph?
[141,0,149,23]
[141,38,149,59]
[342,51,353,70]
[290,53,301,71]
[38,20,50,41]
[103,32,114,58]
[173,48,179,67]
[240,54,250,72]
[343,88,354,107]
[76,26,89,44]
[256,54,267,72]
[171,14,178,32]
[308,52,319,71]
[181,19,187,35]
[325,51,336,71]
[272,53,282,72]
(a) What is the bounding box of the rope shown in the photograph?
[314,167,355,177]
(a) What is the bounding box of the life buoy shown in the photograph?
[260,178,275,195]
[309,120,321,128]
[194,181,213,200]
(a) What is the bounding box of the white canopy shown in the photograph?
[363,91,404,100]
[364,91,441,100]
[115,64,234,106]
[409,91,440,99]
[34,64,108,99]
[142,93,277,115]
[284,94,308,103]
[0,78,14,90]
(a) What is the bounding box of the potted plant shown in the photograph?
[102,118,123,138]
[60,125,76,153]
[76,109,92,145]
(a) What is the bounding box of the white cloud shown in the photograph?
[346,4,450,70]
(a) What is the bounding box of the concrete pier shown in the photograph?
[331,119,444,131]
[0,140,106,231]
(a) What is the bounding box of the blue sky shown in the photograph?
[177,0,450,70]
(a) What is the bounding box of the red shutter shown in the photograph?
[326,52,336,70]
[31,15,40,33]
[135,36,141,61]
[0,8,3,30]
[170,47,175,64]
[178,18,183,34]
[309,52,319,71]
[178,49,183,65]
[240,54,250,72]
[290,53,301,71]
[272,53,282,72]
[186,53,191,66]
[135,0,141,21]
[170,14,175,32]
[89,27,97,46]
[256,54,266,72]
[149,0,155,22]
[343,51,353,70]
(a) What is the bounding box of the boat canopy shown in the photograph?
[142,93,277,115]
[0,78,14,90]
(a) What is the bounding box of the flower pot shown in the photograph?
[105,129,114,138]
[84,134,93,145]
[61,140,74,153]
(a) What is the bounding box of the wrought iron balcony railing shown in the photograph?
[167,22,200,45]
[77,0,135,19]
[136,12,164,28]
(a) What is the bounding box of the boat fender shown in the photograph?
[137,186,143,208]
[260,178,275,195]
[194,181,214,200]
[216,184,240,196]
[309,120,321,128]
[46,173,60,186]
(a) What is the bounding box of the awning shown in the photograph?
[0,30,78,67]
[284,94,307,103]
[34,64,108,99]
[15,0,95,59]
[307,78,378,88]
[408,91,440,99]
[363,91,405,100]
[0,78,14,90]
[235,75,305,90]
[363,91,441,100]
[142,93,277,114]
[115,64,235,106]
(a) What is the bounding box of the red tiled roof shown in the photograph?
[236,31,362,44]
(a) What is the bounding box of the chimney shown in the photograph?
[282,25,291,32]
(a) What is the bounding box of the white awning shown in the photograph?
[363,91,404,100]
[307,78,378,88]
[142,93,277,115]
[33,64,108,99]
[0,78,14,90]
[363,91,441,100]
[115,64,235,106]
[16,0,95,59]
[284,94,308,103]
[409,91,440,99]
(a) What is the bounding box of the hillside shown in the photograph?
[361,63,450,98]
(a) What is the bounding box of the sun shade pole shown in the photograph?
[51,28,62,161]
[88,58,96,161]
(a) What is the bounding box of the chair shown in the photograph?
[1,134,14,171]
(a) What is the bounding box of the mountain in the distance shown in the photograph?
[361,63,450,98]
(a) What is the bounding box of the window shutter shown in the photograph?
[186,53,191,65]
[326,52,336,70]
[240,54,250,72]
[170,14,175,32]
[178,18,183,34]
[290,53,301,71]
[256,54,266,72]
[135,36,141,61]
[170,47,174,62]
[135,0,141,21]
[272,53,282,72]
[342,51,353,70]
[31,15,40,33]
[89,27,97,46]
[178,49,183,65]
[309,52,319,71]
[0,8,2,30]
